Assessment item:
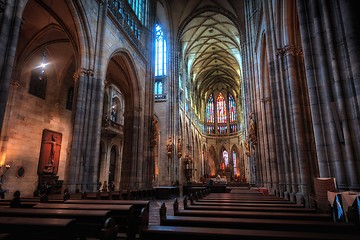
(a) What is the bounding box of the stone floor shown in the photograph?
[117,196,184,239]
[148,196,184,226]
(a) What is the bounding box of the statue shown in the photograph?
[177,137,183,158]
[249,113,257,145]
[166,137,173,157]
[245,138,251,156]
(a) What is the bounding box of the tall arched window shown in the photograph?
[223,150,229,166]
[217,93,227,123]
[127,0,148,25]
[155,23,166,77]
[29,67,47,99]
[228,93,237,133]
[229,93,236,122]
[155,80,163,96]
[232,150,237,175]
[205,94,215,134]
[206,95,214,123]
[204,92,238,135]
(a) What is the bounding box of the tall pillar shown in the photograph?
[67,69,104,192]
[298,0,360,190]
[0,1,25,135]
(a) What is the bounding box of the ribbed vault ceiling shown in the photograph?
[181,10,242,104]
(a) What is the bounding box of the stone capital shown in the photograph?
[276,45,303,57]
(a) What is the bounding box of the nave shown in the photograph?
[0,187,359,239]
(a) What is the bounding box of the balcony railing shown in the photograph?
[108,0,147,56]
[102,119,123,137]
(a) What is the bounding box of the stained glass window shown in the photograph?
[155,24,166,76]
[155,80,163,95]
[127,0,148,25]
[232,150,237,175]
[205,91,238,135]
[223,150,229,166]
[206,95,214,123]
[217,93,227,123]
[218,125,227,134]
[228,93,236,122]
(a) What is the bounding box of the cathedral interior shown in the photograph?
[0,0,359,208]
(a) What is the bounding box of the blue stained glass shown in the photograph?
[232,150,237,175]
[206,95,214,123]
[155,24,166,76]
[228,94,237,122]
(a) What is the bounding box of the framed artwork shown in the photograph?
[37,129,62,175]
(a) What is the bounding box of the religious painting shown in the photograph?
[37,129,62,175]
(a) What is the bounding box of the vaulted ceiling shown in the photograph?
[180,11,242,99]
[162,0,245,121]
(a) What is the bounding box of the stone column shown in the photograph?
[298,0,360,190]
[0,1,25,135]
[67,69,103,192]
[129,106,142,189]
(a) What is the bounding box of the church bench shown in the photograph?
[0,234,10,240]
[140,225,358,240]
[0,216,77,239]
[160,203,359,235]
[0,208,118,240]
[196,198,294,204]
[33,203,137,240]
[0,200,38,208]
[64,199,150,235]
[64,199,149,214]
[184,196,315,213]
[190,198,304,208]
[203,193,289,201]
[19,196,63,202]
[174,199,331,221]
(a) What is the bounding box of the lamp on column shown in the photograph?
[38,50,48,80]
[38,0,52,80]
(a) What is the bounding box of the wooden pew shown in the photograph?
[0,200,38,208]
[196,198,294,204]
[203,194,288,201]
[0,208,118,240]
[189,196,304,208]
[174,199,331,221]
[160,202,359,236]
[0,217,76,239]
[0,234,10,240]
[184,196,315,213]
[64,199,149,214]
[33,203,137,240]
[64,199,150,236]
[140,225,358,240]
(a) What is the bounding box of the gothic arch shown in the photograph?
[207,146,217,176]
[105,50,141,189]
